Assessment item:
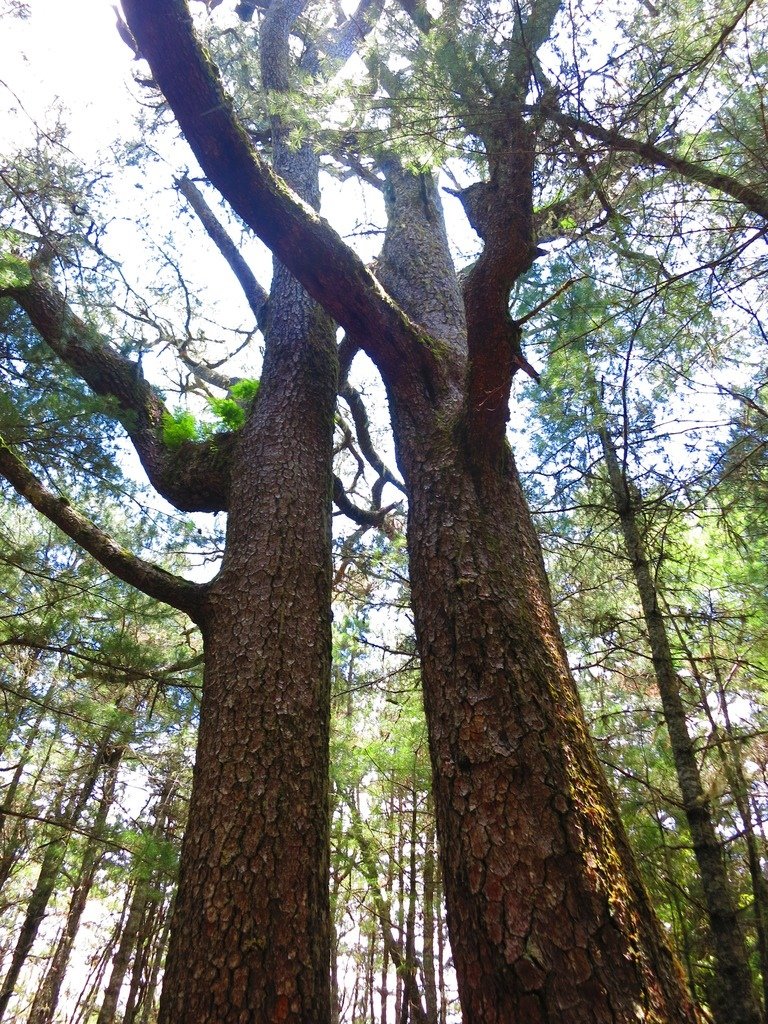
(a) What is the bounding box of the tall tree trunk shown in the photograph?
[155,126,338,1024]
[421,807,438,1024]
[400,775,420,1024]
[0,735,118,1022]
[97,778,175,1024]
[434,860,446,1024]
[28,746,123,1024]
[0,682,59,897]
[96,876,152,1024]
[599,425,762,1024]
[376,165,699,1024]
[346,799,428,1024]
[675,617,768,1015]
[137,893,172,1024]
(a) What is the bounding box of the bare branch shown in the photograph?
[332,474,397,527]
[340,384,406,495]
[175,174,269,326]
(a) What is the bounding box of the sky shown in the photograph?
[1,1,138,155]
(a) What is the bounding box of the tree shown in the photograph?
[2,0,764,1020]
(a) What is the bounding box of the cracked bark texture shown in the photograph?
[157,206,337,1024]
[378,165,698,1023]
[156,6,338,1018]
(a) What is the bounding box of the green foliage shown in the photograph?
[161,409,199,447]
[206,378,260,431]
[0,251,31,290]
[163,380,260,444]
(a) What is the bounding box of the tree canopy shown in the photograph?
[0,0,767,1021]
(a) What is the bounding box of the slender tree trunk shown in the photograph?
[346,801,428,1024]
[367,928,376,1024]
[434,861,446,1024]
[648,780,701,1004]
[69,902,127,1024]
[0,683,59,897]
[376,165,699,1024]
[675,617,768,1017]
[421,808,438,1024]
[96,870,154,1024]
[98,777,176,1024]
[395,793,405,1024]
[28,746,123,1024]
[400,777,419,1024]
[120,906,153,1024]
[0,735,118,1022]
[599,426,762,1024]
[137,893,172,1024]
[0,680,55,836]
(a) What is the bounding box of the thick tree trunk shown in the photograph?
[156,132,337,1022]
[599,426,762,1024]
[400,437,697,1022]
[376,165,699,1023]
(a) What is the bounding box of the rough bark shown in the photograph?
[599,426,763,1024]
[375,166,699,1023]
[154,16,338,1011]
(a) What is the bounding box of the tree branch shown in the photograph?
[544,107,768,222]
[2,270,232,512]
[0,438,206,618]
[121,0,434,392]
[458,118,542,455]
[332,474,397,527]
[340,384,406,495]
[320,0,385,64]
[175,174,269,326]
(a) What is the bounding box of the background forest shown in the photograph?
[0,0,766,1021]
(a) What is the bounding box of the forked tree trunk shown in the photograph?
[377,166,699,1023]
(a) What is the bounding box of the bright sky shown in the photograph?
[1,1,138,154]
